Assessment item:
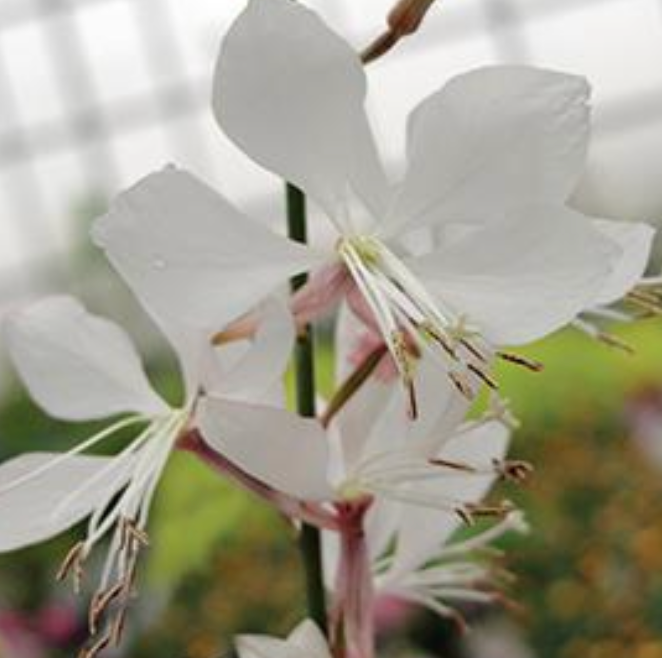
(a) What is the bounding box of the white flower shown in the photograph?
[92,0,622,414]
[0,293,294,653]
[324,314,527,625]
[372,509,529,625]
[213,0,622,396]
[236,620,331,658]
[199,305,513,520]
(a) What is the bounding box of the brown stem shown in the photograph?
[361,0,438,65]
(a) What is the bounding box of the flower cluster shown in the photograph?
[0,1,655,657]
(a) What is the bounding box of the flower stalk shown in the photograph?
[287,182,329,633]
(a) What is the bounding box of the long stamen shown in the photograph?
[573,318,635,354]
[0,415,145,497]
[53,424,156,525]
[339,235,512,406]
[389,589,469,633]
[54,408,188,658]
[439,511,529,559]
[84,413,181,552]
[341,242,419,417]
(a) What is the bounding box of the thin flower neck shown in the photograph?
[331,499,375,658]
[178,429,340,532]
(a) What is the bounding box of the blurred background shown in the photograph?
[1,0,662,656]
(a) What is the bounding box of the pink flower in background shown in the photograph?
[0,603,81,658]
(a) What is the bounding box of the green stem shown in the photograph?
[286,183,328,633]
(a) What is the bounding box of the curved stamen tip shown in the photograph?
[84,516,148,656]
[457,500,515,525]
[494,459,534,484]
[56,541,87,593]
[79,633,112,658]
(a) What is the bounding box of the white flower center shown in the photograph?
[337,235,496,410]
[337,444,514,523]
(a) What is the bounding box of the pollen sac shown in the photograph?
[626,285,662,316]
[494,459,534,484]
[79,517,149,658]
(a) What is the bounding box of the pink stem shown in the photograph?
[331,500,375,658]
[178,431,340,532]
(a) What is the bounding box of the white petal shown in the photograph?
[591,219,655,305]
[210,297,295,403]
[92,167,323,363]
[197,396,334,501]
[331,303,399,471]
[236,636,298,658]
[236,621,330,658]
[213,0,388,222]
[288,620,332,657]
[402,354,472,455]
[408,204,619,345]
[331,377,395,475]
[365,498,401,561]
[0,453,134,552]
[322,527,341,589]
[385,66,590,236]
[391,421,509,575]
[4,296,166,421]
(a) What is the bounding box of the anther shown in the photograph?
[419,321,457,358]
[110,608,128,647]
[596,331,634,355]
[626,290,662,315]
[494,459,533,484]
[459,338,489,363]
[406,380,418,421]
[629,287,661,304]
[392,330,418,419]
[467,363,498,390]
[79,633,112,658]
[89,583,124,634]
[497,351,544,372]
[120,517,149,551]
[429,457,476,473]
[457,500,515,525]
[121,560,139,598]
[126,522,150,548]
[56,542,86,593]
[449,371,474,399]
